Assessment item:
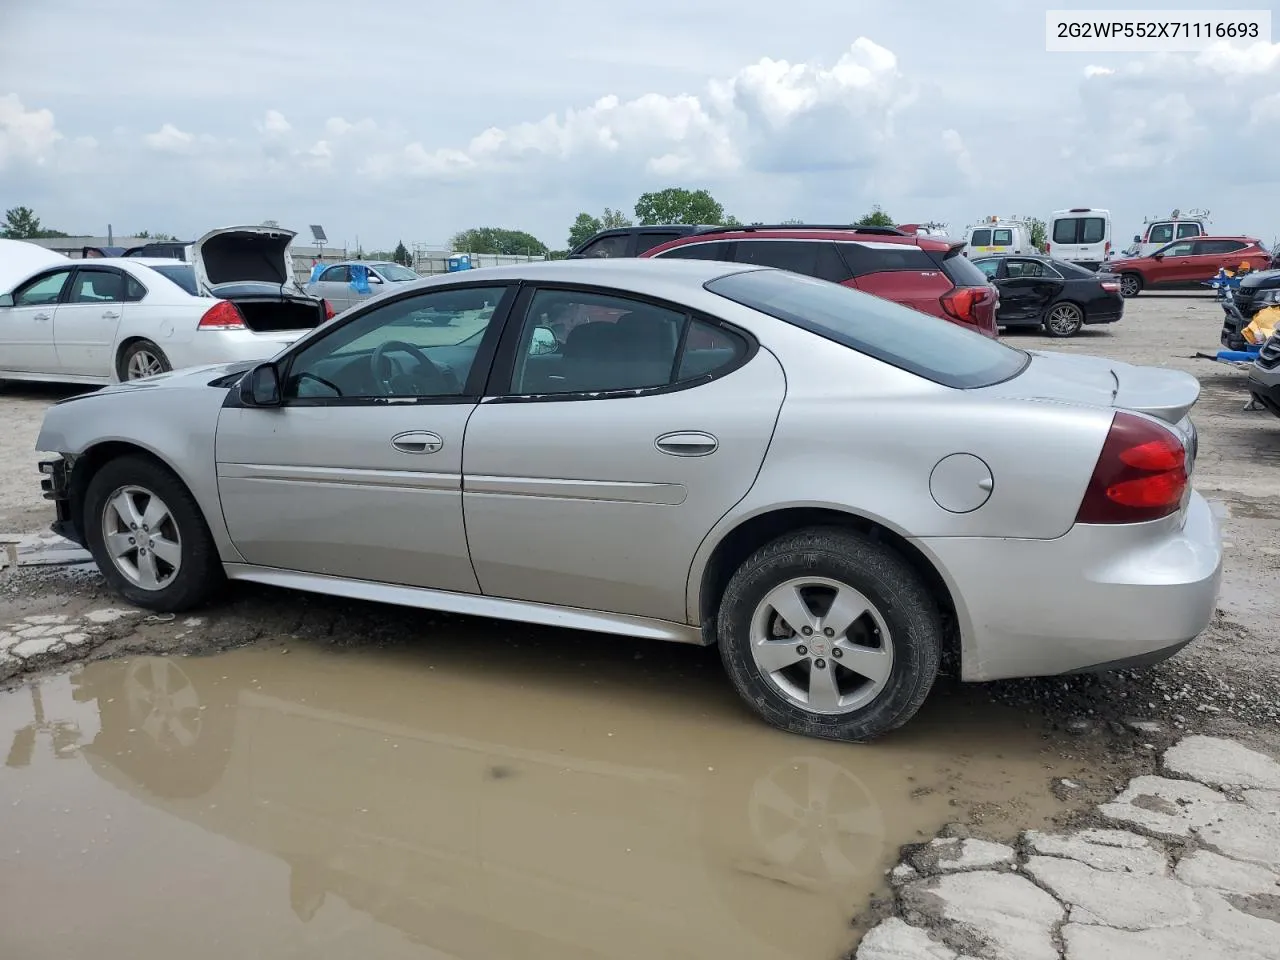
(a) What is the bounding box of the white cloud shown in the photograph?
[260,109,291,136]
[0,94,62,169]
[143,122,196,153]
[1083,65,1113,78]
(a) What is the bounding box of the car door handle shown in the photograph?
[390,430,443,454]
[655,431,718,457]
[33,312,51,322]
[102,310,120,319]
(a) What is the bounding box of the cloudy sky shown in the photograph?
[1,0,1278,252]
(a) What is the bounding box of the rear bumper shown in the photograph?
[1086,305,1123,325]
[164,329,305,371]
[919,491,1222,681]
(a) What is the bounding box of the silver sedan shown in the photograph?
[34,258,1221,741]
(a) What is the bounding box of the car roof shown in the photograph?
[396,256,758,293]
[651,227,952,253]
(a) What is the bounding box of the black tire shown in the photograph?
[83,455,223,612]
[118,339,172,381]
[717,527,942,742]
[1043,300,1085,338]
[1119,273,1143,298]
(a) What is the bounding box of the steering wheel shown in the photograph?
[369,340,455,396]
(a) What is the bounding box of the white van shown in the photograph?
[1121,211,1209,258]
[963,217,1036,258]
[1046,208,1111,270]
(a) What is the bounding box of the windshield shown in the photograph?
[151,264,198,296]
[376,263,419,281]
[706,269,1028,389]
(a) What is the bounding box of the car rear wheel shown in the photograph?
[716,527,942,741]
[83,455,223,611]
[1044,301,1085,338]
[1119,274,1143,298]
[119,340,172,381]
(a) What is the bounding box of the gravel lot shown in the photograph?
[2,292,1279,747]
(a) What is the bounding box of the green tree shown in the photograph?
[600,207,632,229]
[855,205,895,228]
[568,212,603,250]
[634,187,728,226]
[393,240,412,266]
[1028,217,1047,251]
[451,227,549,257]
[2,205,67,239]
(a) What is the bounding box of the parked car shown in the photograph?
[1046,208,1112,270]
[1220,267,1280,350]
[122,240,194,261]
[971,254,1123,337]
[568,224,720,259]
[641,225,1000,337]
[962,217,1037,258]
[35,258,1220,742]
[1248,331,1280,416]
[1101,237,1272,298]
[304,260,421,314]
[0,226,332,387]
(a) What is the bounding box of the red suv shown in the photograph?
[1102,236,1272,298]
[640,225,1000,337]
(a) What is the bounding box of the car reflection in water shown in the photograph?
[58,646,900,959]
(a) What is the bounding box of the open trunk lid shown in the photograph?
[981,351,1201,424]
[193,226,299,295]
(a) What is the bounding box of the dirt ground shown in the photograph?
[1,292,1278,959]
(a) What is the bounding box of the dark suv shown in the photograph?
[640,225,1000,337]
[568,225,721,259]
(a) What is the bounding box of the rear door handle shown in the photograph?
[390,430,443,454]
[655,431,718,457]
[102,310,121,319]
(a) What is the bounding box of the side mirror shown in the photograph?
[239,362,282,407]
[1152,253,1164,261]
[1133,235,1141,243]
[369,274,384,284]
[530,326,558,355]
[0,293,12,308]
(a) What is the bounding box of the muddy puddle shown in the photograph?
[1,642,1099,960]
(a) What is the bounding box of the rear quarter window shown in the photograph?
[706,269,1028,389]
[936,251,991,287]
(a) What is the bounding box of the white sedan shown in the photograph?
[0,227,333,387]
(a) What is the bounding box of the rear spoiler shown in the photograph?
[942,241,968,258]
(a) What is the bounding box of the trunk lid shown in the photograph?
[982,351,1200,424]
[193,226,299,295]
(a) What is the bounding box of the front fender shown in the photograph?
[36,388,243,563]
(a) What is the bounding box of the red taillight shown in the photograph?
[940,286,992,325]
[323,298,336,320]
[1045,242,1050,254]
[1105,240,1111,255]
[1076,412,1188,524]
[197,300,246,331]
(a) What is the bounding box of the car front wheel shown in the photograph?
[1119,273,1143,298]
[717,527,942,742]
[83,455,223,611]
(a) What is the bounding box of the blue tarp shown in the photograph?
[350,263,371,294]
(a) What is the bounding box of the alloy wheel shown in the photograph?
[127,350,166,379]
[748,576,894,716]
[101,485,183,591]
[1047,303,1084,336]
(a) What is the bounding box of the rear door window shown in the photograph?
[732,240,849,283]
[1080,218,1106,244]
[68,268,126,303]
[1176,223,1202,239]
[1053,217,1107,244]
[971,228,993,246]
[634,232,682,254]
[992,229,1013,246]
[655,240,737,261]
